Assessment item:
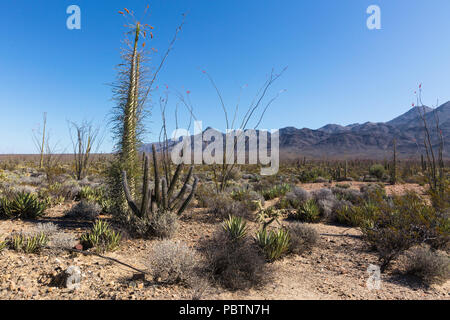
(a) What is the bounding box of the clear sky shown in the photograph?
[1,0,449,154]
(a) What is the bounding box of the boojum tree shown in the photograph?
[110,8,154,216]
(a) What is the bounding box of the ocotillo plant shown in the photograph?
[122,144,198,218]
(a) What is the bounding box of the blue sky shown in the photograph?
[1,0,450,153]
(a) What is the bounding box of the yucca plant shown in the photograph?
[3,192,46,219]
[0,197,9,218]
[80,220,122,253]
[255,228,291,262]
[294,199,320,222]
[262,183,292,200]
[9,232,48,254]
[223,215,248,242]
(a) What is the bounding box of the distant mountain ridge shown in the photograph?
[143,102,450,159]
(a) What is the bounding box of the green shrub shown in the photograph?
[80,220,121,252]
[356,192,448,272]
[2,192,46,219]
[255,228,291,261]
[369,164,385,180]
[223,215,248,242]
[293,199,321,222]
[9,232,48,253]
[262,183,292,200]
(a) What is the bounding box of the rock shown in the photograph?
[64,266,82,290]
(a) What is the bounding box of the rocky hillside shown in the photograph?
[143,102,450,160]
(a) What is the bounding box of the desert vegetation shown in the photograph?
[0,7,448,301]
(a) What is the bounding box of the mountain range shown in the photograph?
[143,102,450,160]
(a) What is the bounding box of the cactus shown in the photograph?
[390,138,397,185]
[344,160,348,180]
[122,144,198,218]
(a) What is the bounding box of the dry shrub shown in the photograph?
[148,211,179,239]
[284,187,311,208]
[287,222,319,255]
[148,240,198,286]
[405,245,450,286]
[204,230,272,291]
[204,193,252,219]
[65,200,101,221]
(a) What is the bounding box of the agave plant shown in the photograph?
[255,227,291,262]
[223,215,248,241]
[9,232,48,254]
[294,199,320,222]
[3,192,46,219]
[80,220,122,253]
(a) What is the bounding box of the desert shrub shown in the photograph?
[335,183,351,189]
[262,183,292,200]
[1,192,46,219]
[356,192,449,272]
[334,202,357,226]
[65,200,101,221]
[148,210,179,239]
[255,227,291,262]
[369,164,385,180]
[311,188,334,202]
[331,187,362,204]
[80,220,121,252]
[204,229,271,291]
[222,215,248,242]
[280,187,311,209]
[49,232,77,250]
[78,185,104,203]
[230,188,264,211]
[360,183,386,199]
[34,222,58,236]
[204,193,252,219]
[293,199,321,222]
[195,183,216,207]
[9,231,48,253]
[405,245,450,286]
[287,222,319,255]
[148,240,198,285]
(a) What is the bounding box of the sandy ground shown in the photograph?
[0,183,448,300]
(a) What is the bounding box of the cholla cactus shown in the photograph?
[122,145,198,217]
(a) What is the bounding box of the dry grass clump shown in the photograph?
[148,240,198,286]
[286,222,319,255]
[65,200,101,221]
[405,245,450,286]
[203,228,272,291]
[201,192,252,220]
